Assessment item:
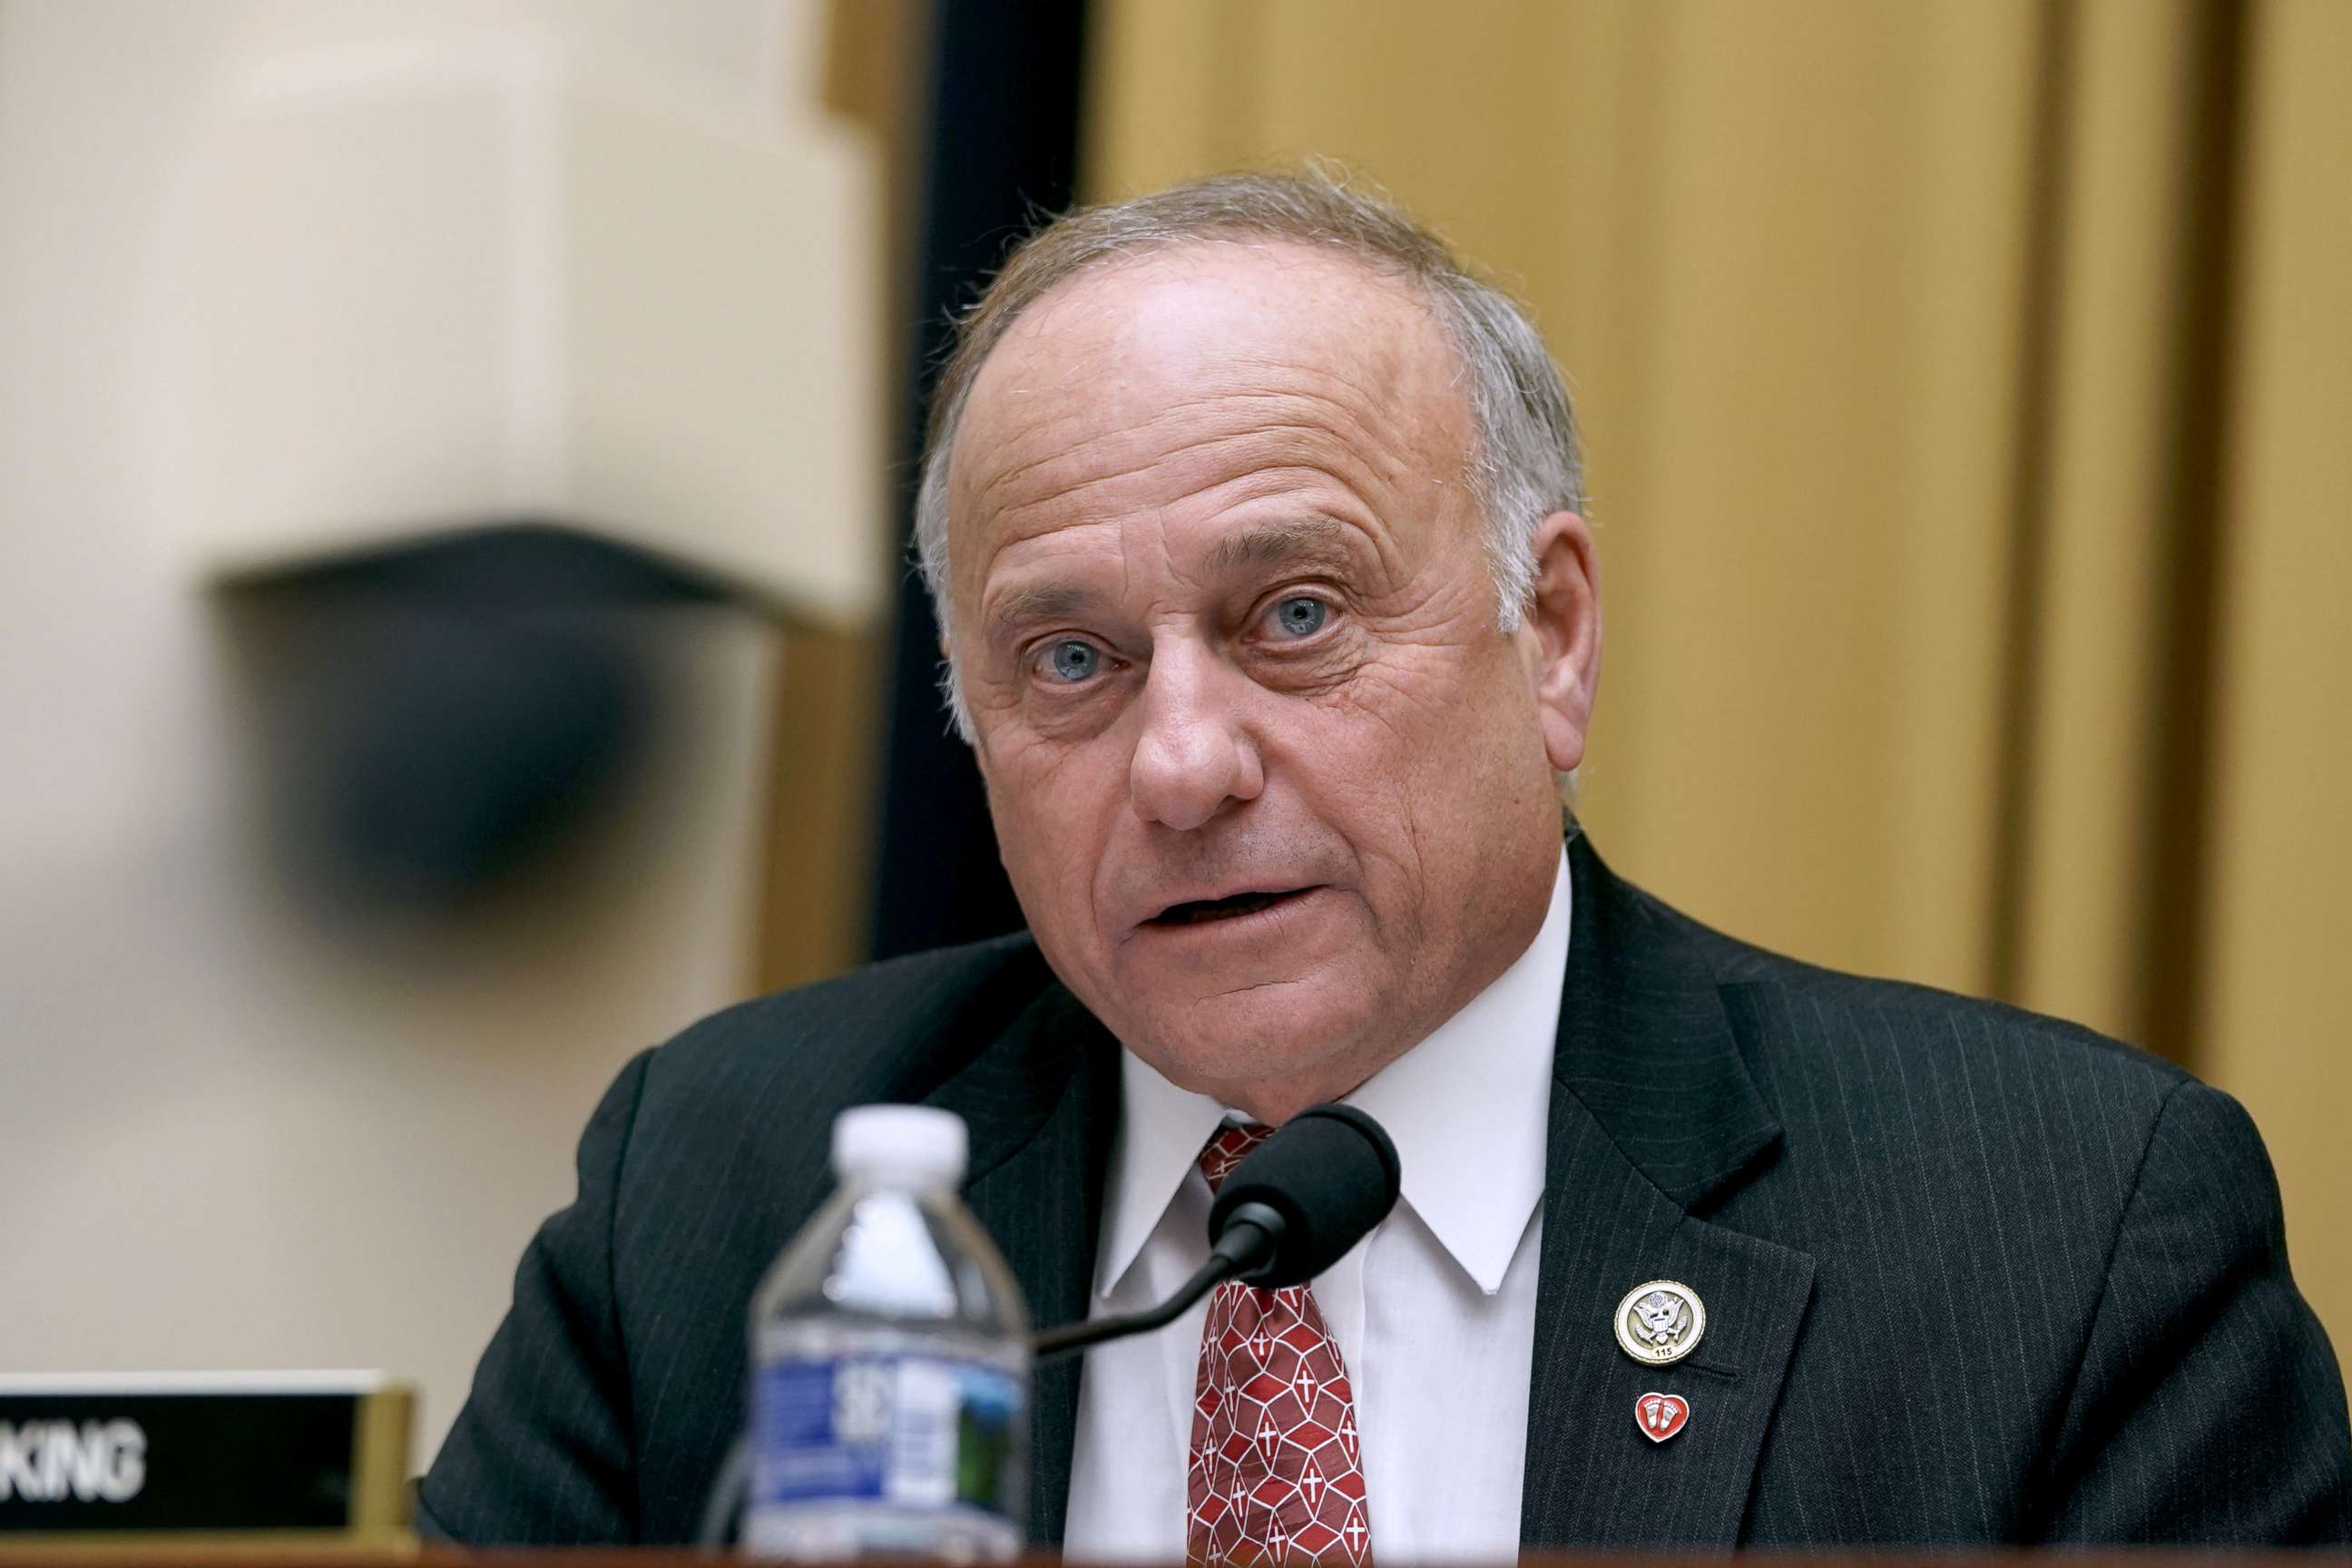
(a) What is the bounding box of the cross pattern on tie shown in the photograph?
[1187,1122,1372,1567]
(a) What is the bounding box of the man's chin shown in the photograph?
[1114,976,1389,1110]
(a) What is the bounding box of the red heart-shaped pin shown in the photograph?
[1634,1391,1690,1443]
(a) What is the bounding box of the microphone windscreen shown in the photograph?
[1208,1104,1402,1288]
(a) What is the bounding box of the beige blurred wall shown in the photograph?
[0,0,879,1465]
[2200,0,2352,1356]
[1087,0,2351,1346]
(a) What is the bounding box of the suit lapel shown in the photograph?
[1520,837,1816,1547]
[927,981,1119,1548]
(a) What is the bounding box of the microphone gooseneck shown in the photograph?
[1030,1103,1400,1364]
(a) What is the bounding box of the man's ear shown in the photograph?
[1520,510,1602,774]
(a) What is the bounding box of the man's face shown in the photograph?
[946,242,1592,1119]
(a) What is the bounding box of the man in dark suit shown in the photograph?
[420,172,2350,1549]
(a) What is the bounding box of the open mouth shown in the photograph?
[1146,887,1315,927]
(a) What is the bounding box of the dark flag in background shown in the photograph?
[869,0,1089,960]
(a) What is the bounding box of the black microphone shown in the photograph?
[1031,1103,1400,1363]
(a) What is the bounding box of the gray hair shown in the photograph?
[915,166,1584,740]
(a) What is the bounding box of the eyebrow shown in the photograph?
[985,583,1099,638]
[1206,514,1360,574]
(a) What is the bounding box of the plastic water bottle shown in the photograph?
[742,1105,1031,1560]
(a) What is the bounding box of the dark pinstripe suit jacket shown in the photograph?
[419,836,2351,1547]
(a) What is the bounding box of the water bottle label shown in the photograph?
[751,1353,1024,1518]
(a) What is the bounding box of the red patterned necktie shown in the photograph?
[1187,1123,1373,1567]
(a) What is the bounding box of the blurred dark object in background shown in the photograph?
[867,0,1086,960]
[221,525,727,909]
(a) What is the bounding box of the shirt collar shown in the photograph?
[1096,848,1571,1298]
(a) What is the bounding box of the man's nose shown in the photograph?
[1127,647,1263,831]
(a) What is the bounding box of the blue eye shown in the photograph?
[1044,640,1101,682]
[1271,596,1328,638]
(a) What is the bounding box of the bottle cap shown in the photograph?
[830,1104,969,1186]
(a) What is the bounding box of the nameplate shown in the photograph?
[0,1372,411,1545]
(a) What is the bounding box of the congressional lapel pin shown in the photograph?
[1613,1279,1707,1365]
[1635,1391,1690,1443]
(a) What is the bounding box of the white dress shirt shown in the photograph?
[1063,850,1571,1563]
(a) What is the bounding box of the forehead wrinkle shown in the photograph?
[972,438,1422,623]
[964,410,1149,521]
[950,247,1481,621]
[1150,381,1446,498]
[960,326,1466,524]
[978,418,1406,550]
